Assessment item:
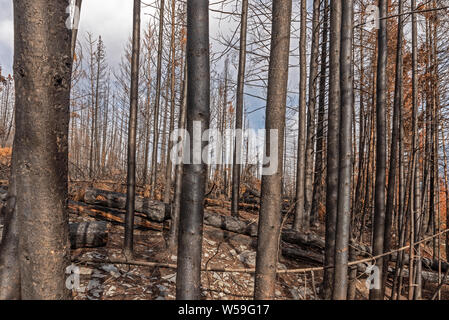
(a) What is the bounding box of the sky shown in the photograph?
[0,0,155,75]
[0,0,303,132]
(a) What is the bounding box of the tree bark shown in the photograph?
[163,0,178,205]
[332,0,353,300]
[168,62,187,250]
[0,149,20,299]
[323,0,341,300]
[370,0,388,301]
[293,0,307,233]
[150,0,166,198]
[304,0,321,227]
[176,0,210,300]
[254,0,292,300]
[231,0,249,218]
[382,0,404,298]
[311,0,329,228]
[124,0,141,258]
[13,0,72,299]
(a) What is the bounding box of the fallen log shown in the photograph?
[205,198,260,211]
[69,221,108,249]
[83,188,168,222]
[73,188,449,275]
[203,211,258,237]
[68,200,163,231]
[0,220,107,249]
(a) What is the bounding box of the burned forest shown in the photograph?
[1,0,449,303]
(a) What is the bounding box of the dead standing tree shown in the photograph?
[124,0,141,259]
[254,0,292,300]
[11,0,73,299]
[333,0,353,300]
[176,0,210,300]
[231,0,249,218]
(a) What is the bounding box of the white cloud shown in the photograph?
[0,0,13,74]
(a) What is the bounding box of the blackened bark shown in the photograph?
[176,0,210,300]
[124,0,141,258]
[150,0,165,198]
[293,0,307,232]
[254,0,292,300]
[311,0,329,227]
[304,0,320,226]
[163,0,178,205]
[168,62,187,250]
[382,0,404,297]
[332,0,353,300]
[231,0,249,218]
[0,149,20,299]
[370,0,388,301]
[323,0,341,300]
[13,0,72,299]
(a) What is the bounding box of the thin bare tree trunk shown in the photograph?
[304,0,321,227]
[370,0,388,301]
[124,0,141,258]
[383,0,404,298]
[168,62,187,251]
[332,0,353,300]
[323,0,341,300]
[163,0,178,205]
[293,0,307,233]
[311,0,329,228]
[231,0,249,218]
[0,148,19,299]
[150,0,165,198]
[409,0,421,300]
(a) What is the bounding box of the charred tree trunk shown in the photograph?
[176,0,210,300]
[311,0,329,227]
[383,0,404,298]
[304,0,320,227]
[323,0,341,300]
[168,62,187,250]
[293,0,307,233]
[163,0,178,205]
[124,0,141,258]
[254,0,292,300]
[13,0,72,299]
[150,0,165,198]
[370,0,388,301]
[231,0,249,218]
[0,148,20,299]
[332,0,353,300]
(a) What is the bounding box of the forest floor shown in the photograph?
[67,211,449,300]
[70,209,325,300]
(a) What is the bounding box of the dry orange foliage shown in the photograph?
[0,147,12,166]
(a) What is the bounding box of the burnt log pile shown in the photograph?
[66,188,449,284]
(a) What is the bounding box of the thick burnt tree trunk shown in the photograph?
[176,0,210,300]
[13,0,72,299]
[254,0,292,300]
